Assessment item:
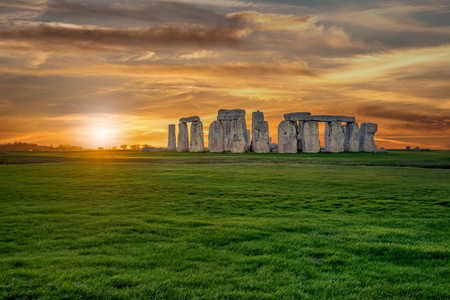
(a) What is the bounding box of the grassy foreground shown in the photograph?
[0,151,449,299]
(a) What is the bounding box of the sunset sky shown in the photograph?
[1,0,449,149]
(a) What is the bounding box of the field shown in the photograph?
[0,150,449,299]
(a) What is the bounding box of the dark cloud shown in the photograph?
[0,23,247,50]
[356,104,449,130]
[45,0,230,26]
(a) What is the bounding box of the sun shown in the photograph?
[92,126,114,148]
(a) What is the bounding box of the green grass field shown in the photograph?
[1,151,449,299]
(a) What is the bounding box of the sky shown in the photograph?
[0,0,449,149]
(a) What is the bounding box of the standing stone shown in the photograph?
[245,129,251,151]
[359,122,378,152]
[168,124,176,151]
[344,122,360,152]
[230,117,247,153]
[252,111,270,153]
[324,121,345,153]
[208,121,224,152]
[278,120,297,153]
[221,120,232,151]
[176,122,189,152]
[302,121,320,153]
[297,121,303,152]
[190,121,204,152]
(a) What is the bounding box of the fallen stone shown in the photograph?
[359,122,378,152]
[217,109,246,121]
[377,147,388,153]
[179,116,200,123]
[208,121,224,152]
[270,143,278,152]
[176,122,189,152]
[190,121,204,152]
[325,121,345,153]
[141,146,168,152]
[302,121,320,153]
[168,124,176,151]
[285,115,356,122]
[344,122,360,152]
[278,120,297,153]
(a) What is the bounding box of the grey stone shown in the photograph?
[168,124,176,151]
[285,115,356,122]
[230,117,247,153]
[325,121,345,153]
[176,122,189,152]
[270,143,278,152]
[302,121,320,153]
[377,147,388,153]
[359,122,378,152]
[190,121,204,152]
[413,147,420,152]
[245,129,251,151]
[344,122,360,152]
[217,109,246,121]
[297,121,303,152]
[179,116,200,123]
[252,111,270,153]
[278,120,297,153]
[284,112,312,121]
[221,120,232,151]
[208,121,224,153]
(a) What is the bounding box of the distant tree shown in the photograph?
[406,146,411,150]
[120,145,127,150]
[112,146,117,150]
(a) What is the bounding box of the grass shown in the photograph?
[0,151,449,299]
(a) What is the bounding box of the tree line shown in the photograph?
[0,142,83,151]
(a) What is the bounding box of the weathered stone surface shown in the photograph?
[413,147,420,152]
[176,122,189,152]
[325,121,345,153]
[297,121,303,152]
[284,112,312,121]
[190,121,204,152]
[377,147,388,153]
[217,109,246,121]
[252,111,270,153]
[286,115,356,122]
[278,120,297,153]
[208,121,224,152]
[245,129,251,151]
[302,121,320,153]
[230,117,247,153]
[179,116,200,123]
[359,122,378,152]
[221,120,232,151]
[344,122,360,152]
[270,143,278,152]
[168,124,176,151]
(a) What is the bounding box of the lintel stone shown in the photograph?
[283,112,312,121]
[217,109,246,121]
[179,116,200,123]
[285,115,356,122]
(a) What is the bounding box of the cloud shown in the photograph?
[229,11,311,31]
[0,23,248,51]
[45,0,230,26]
[356,104,449,131]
